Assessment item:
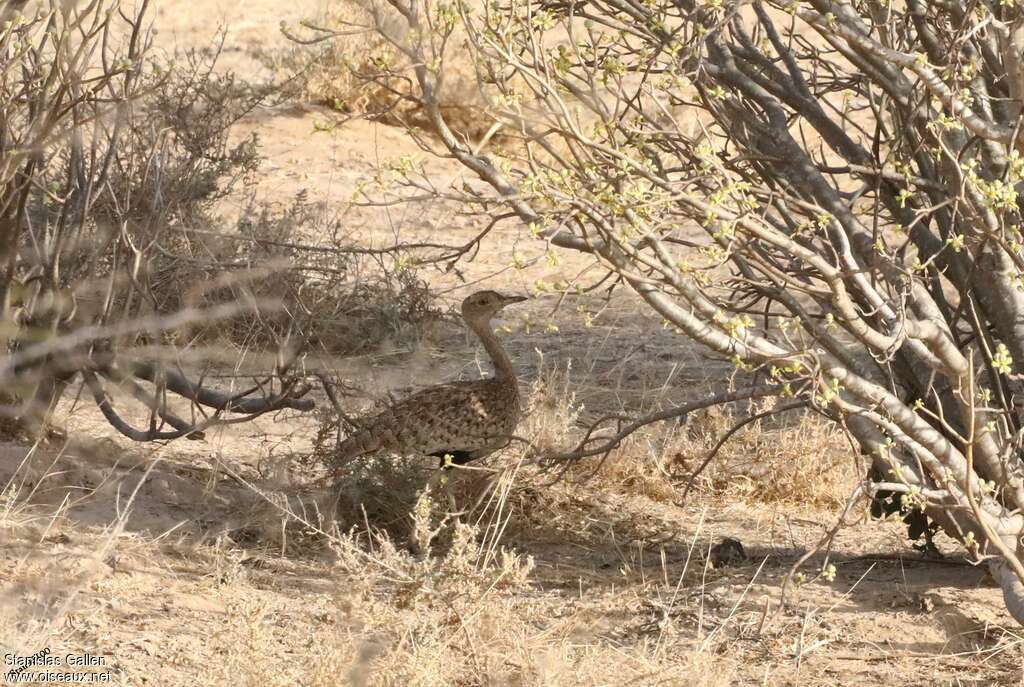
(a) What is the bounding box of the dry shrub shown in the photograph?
[319,449,516,552]
[307,405,445,544]
[178,196,445,355]
[674,402,859,510]
[262,2,490,139]
[516,357,858,511]
[515,354,682,502]
[258,4,399,114]
[96,48,264,231]
[108,49,444,356]
[46,46,267,349]
[329,452,436,537]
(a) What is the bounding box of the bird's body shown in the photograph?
[334,290,525,468]
[335,378,519,464]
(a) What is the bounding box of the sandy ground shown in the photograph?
[2,0,1024,685]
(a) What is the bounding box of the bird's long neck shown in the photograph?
[467,316,516,381]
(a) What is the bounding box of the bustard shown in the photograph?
[333,290,527,469]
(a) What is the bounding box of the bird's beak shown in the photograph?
[503,294,528,305]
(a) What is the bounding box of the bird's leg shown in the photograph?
[431,453,461,520]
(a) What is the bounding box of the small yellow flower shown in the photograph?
[993,343,1014,375]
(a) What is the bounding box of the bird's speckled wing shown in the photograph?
[335,378,520,463]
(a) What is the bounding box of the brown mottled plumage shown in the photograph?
[334,290,526,467]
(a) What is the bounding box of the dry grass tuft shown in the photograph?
[675,402,859,510]
[510,357,858,512]
[520,353,584,458]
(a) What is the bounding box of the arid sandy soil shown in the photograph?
[2,1,1024,685]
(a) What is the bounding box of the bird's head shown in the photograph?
[461,290,527,323]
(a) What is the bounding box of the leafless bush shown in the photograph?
[0,2,311,442]
[96,48,263,230]
[226,199,443,354]
[0,1,449,449]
